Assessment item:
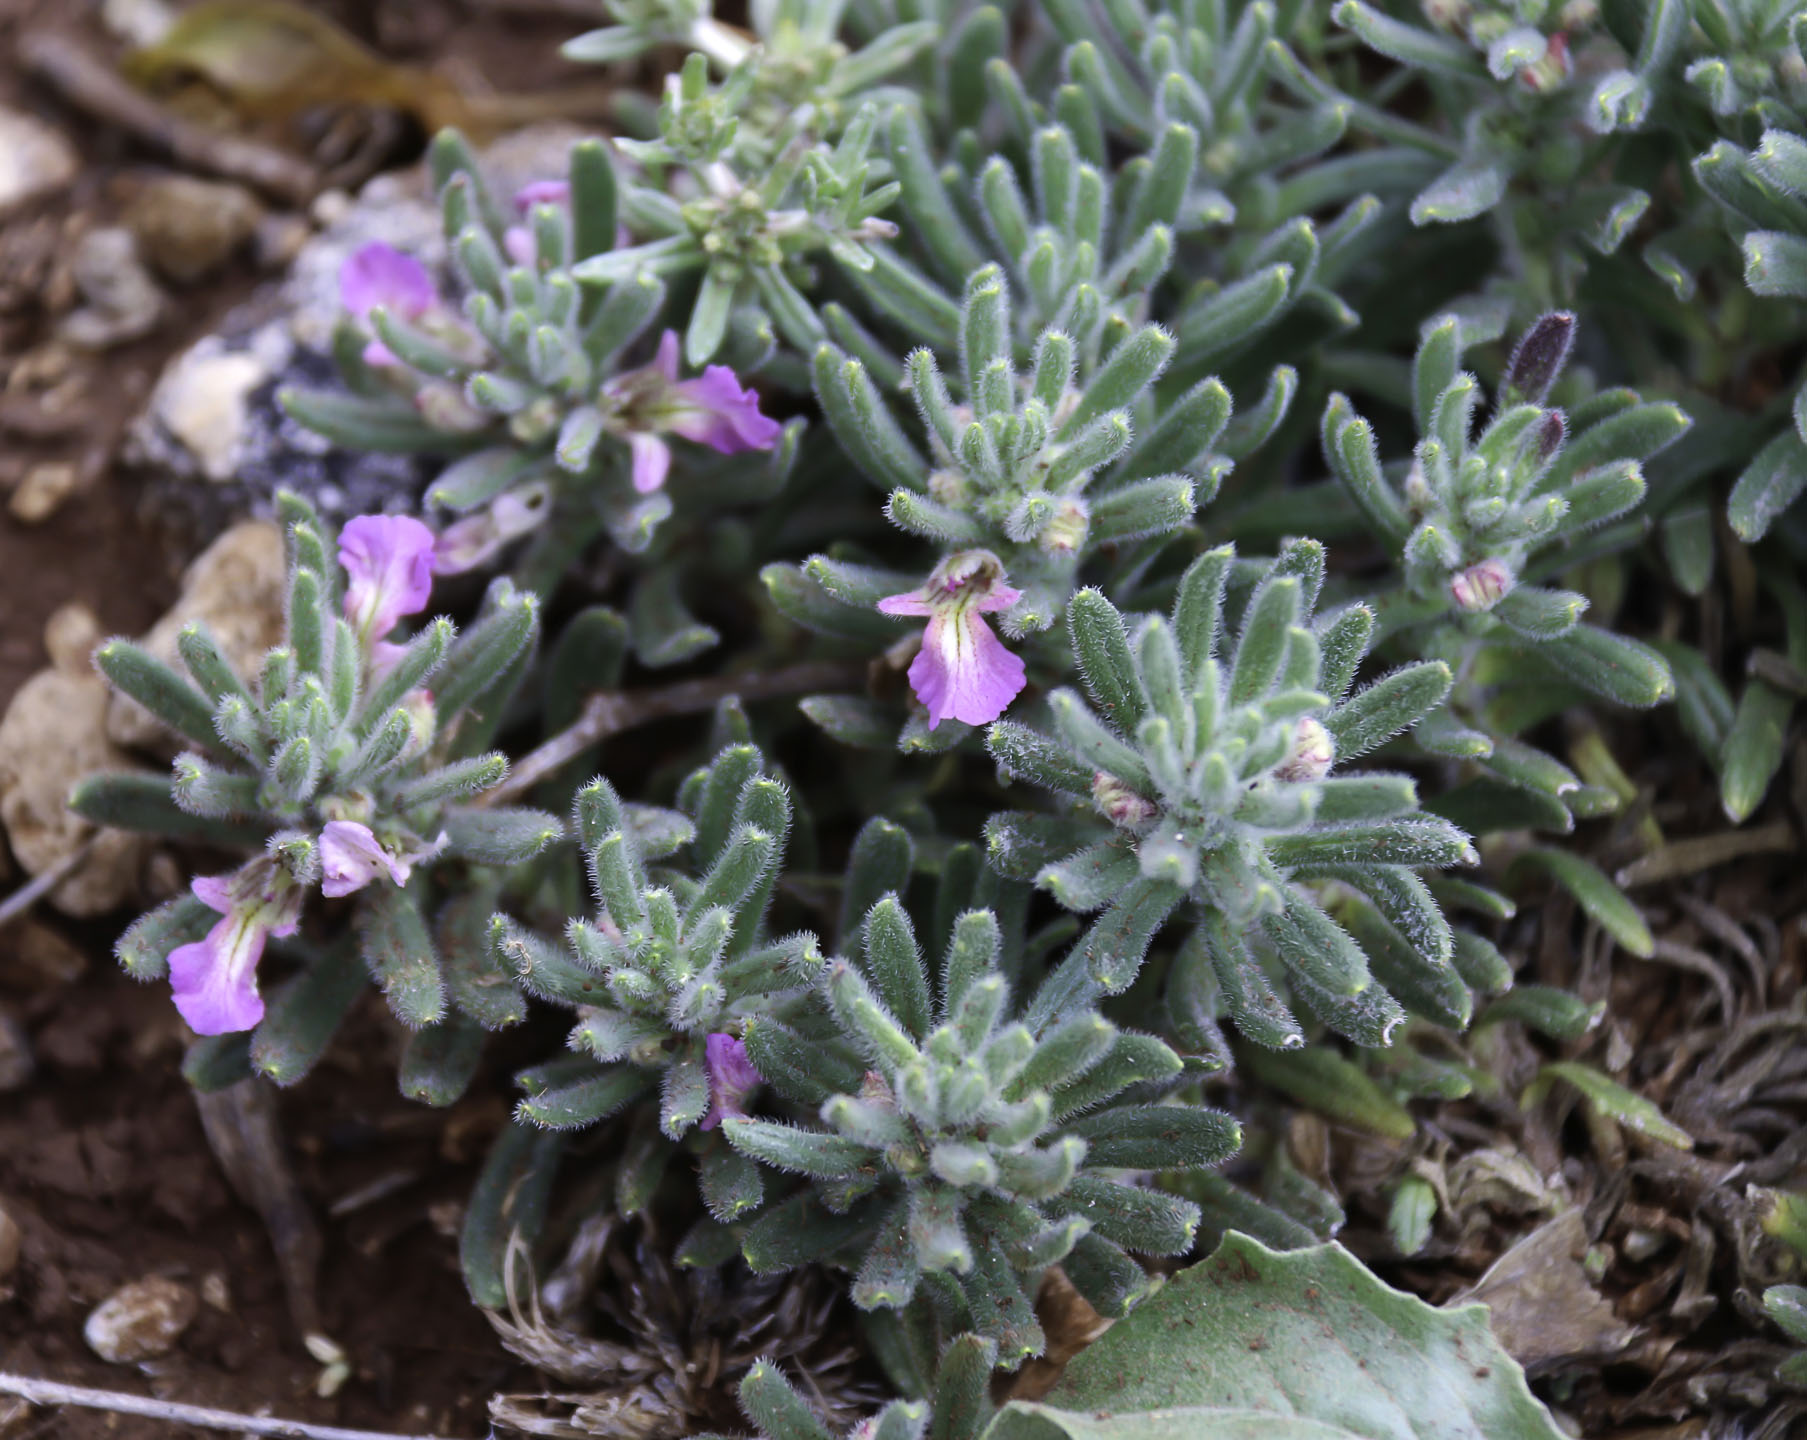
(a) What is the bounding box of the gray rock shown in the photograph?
[58,228,166,351]
[124,173,266,285]
[84,1276,200,1363]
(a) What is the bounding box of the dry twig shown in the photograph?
[0,1373,466,1440]
[1613,820,1797,887]
[20,30,322,205]
[0,836,99,933]
[478,660,864,807]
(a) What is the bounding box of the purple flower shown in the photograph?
[504,181,571,268]
[167,870,303,1036]
[339,515,437,646]
[700,1032,761,1130]
[878,550,1027,730]
[601,331,782,493]
[340,242,439,367]
[319,820,410,898]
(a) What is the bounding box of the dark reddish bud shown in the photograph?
[1505,312,1576,405]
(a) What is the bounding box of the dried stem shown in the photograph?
[194,1080,325,1340]
[20,30,321,205]
[478,660,864,807]
[0,1373,465,1440]
[1614,821,1797,888]
[0,836,99,933]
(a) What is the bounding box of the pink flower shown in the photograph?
[701,1032,762,1130]
[167,869,303,1035]
[878,550,1027,730]
[432,485,552,575]
[319,820,410,898]
[504,181,571,268]
[339,515,437,646]
[601,331,781,493]
[339,242,439,367]
[1450,557,1515,613]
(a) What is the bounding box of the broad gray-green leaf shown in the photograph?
[984,1231,1564,1440]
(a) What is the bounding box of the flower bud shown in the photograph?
[508,396,562,446]
[928,468,970,505]
[1038,498,1090,555]
[396,688,438,762]
[1449,557,1515,613]
[415,381,490,433]
[1403,459,1434,509]
[1092,770,1159,829]
[1274,717,1335,782]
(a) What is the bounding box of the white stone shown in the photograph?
[0,108,78,219]
[84,1276,199,1363]
[142,337,284,483]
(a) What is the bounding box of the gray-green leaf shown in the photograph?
[984,1231,1564,1440]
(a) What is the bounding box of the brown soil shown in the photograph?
[0,1,599,1433]
[0,975,527,1438]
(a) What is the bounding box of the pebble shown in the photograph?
[0,108,79,220]
[7,461,80,525]
[101,0,176,46]
[0,604,153,917]
[58,228,166,350]
[108,521,286,750]
[0,1011,30,1091]
[84,1276,199,1363]
[124,174,266,285]
[138,333,288,484]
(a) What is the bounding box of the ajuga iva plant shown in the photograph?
[74,492,560,1064]
[1321,311,1685,815]
[725,885,1233,1365]
[65,0,1807,1433]
[1706,124,1807,542]
[284,131,790,575]
[1321,0,1685,295]
[490,746,816,1220]
[986,539,1472,1050]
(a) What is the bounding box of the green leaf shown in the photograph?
[1235,1044,1415,1141]
[1720,678,1793,823]
[1728,429,1807,543]
[1510,847,1653,957]
[986,1231,1564,1440]
[1527,1062,1692,1149]
[442,806,564,864]
[1744,230,1807,299]
[1411,162,1508,225]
